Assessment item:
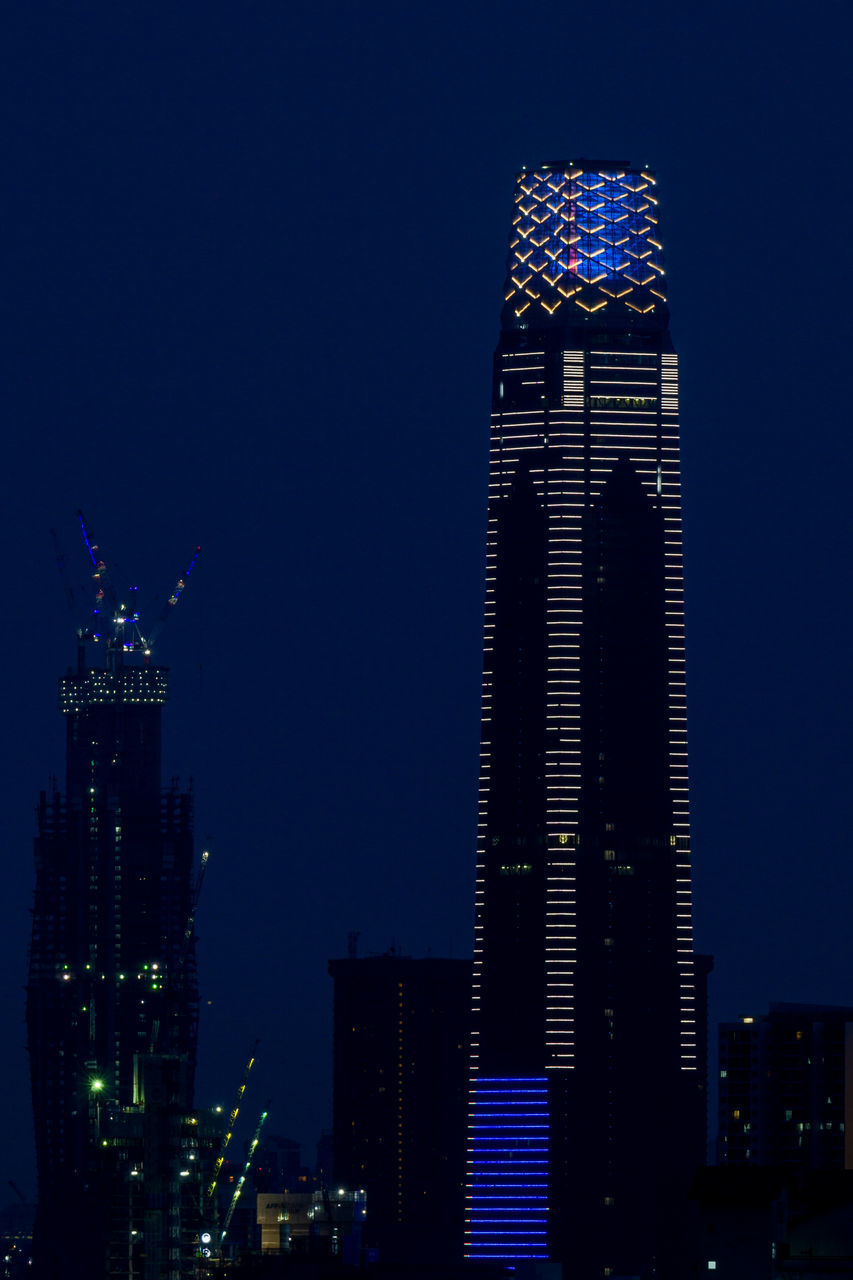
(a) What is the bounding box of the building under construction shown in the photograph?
[25,522,210,1278]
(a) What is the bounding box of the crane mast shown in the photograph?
[219,1105,270,1250]
[207,1040,260,1203]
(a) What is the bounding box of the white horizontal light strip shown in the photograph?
[473,342,695,1134]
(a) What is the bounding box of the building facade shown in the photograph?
[718,1004,853,1171]
[466,162,708,1277]
[329,954,471,1263]
[98,1055,220,1280]
[27,636,200,1277]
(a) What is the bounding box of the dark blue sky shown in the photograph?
[3,0,853,1196]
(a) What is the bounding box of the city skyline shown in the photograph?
[3,0,853,1215]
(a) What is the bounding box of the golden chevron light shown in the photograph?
[504,164,665,323]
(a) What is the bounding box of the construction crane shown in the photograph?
[64,510,200,661]
[178,845,209,983]
[147,544,201,648]
[219,1104,270,1251]
[207,1040,260,1202]
[181,848,209,959]
[77,510,137,651]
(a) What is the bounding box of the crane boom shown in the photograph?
[183,849,209,953]
[61,512,200,660]
[147,546,201,647]
[219,1104,270,1248]
[207,1039,259,1201]
[75,510,150,654]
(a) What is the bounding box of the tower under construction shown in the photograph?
[26,524,203,1277]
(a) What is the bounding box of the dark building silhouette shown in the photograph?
[253,1135,309,1193]
[687,1166,853,1276]
[467,162,709,1276]
[718,1004,853,1171]
[27,561,201,1277]
[0,1193,34,1278]
[329,954,471,1263]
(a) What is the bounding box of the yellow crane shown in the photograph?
[219,1105,270,1251]
[206,1039,259,1202]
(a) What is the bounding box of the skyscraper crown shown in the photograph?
[503,162,667,329]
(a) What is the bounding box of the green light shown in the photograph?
[91,1078,104,1093]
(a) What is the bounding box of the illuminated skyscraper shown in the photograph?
[466,162,708,1277]
[26,544,201,1278]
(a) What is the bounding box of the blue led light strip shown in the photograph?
[465,1077,550,1259]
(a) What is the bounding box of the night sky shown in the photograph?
[3,0,853,1199]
